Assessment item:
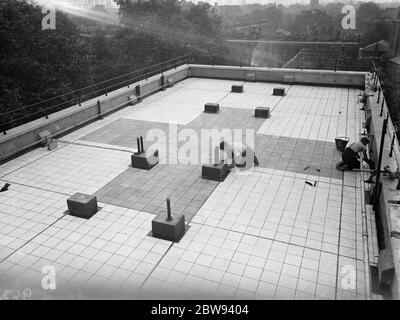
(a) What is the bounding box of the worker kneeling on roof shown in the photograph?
[219,141,259,169]
[336,136,373,171]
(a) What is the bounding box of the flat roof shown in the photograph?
[0,77,380,299]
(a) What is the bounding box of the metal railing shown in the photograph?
[0,52,374,135]
[369,60,400,252]
[0,54,190,134]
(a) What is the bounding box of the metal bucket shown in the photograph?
[335,137,350,152]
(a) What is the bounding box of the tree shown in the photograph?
[362,20,391,45]
[358,1,382,21]
[0,0,93,128]
[184,3,222,40]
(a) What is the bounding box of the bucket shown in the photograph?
[335,137,350,152]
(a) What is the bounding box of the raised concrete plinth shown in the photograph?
[255,107,270,118]
[47,140,58,151]
[152,214,185,242]
[67,193,98,219]
[131,150,159,170]
[378,248,395,288]
[202,163,229,182]
[38,130,51,147]
[231,84,243,93]
[273,87,285,96]
[204,103,220,113]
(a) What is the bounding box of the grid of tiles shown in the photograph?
[272,96,345,117]
[121,78,294,126]
[257,113,347,143]
[123,88,228,125]
[288,85,352,100]
[184,80,288,111]
[234,82,291,95]
[81,108,265,166]
[149,87,228,105]
[124,101,206,126]
[219,93,282,110]
[0,145,68,179]
[257,87,361,143]
[59,79,200,143]
[60,117,117,143]
[96,165,219,222]
[142,222,366,299]
[2,143,130,195]
[0,182,68,263]
[141,168,367,299]
[0,204,172,299]
[182,78,244,92]
[187,107,265,131]
[254,134,343,180]
[192,169,347,254]
[81,118,184,151]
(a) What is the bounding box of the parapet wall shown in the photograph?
[0,65,189,163]
[188,64,366,88]
[366,75,400,300]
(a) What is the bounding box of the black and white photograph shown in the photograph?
[0,0,399,307]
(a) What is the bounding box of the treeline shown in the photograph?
[0,0,228,130]
[221,1,392,44]
[0,0,93,129]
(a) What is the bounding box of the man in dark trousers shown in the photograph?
[336,137,372,171]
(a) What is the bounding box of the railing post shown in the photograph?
[78,94,81,106]
[373,116,388,206]
[377,87,381,104]
[97,100,103,119]
[380,98,384,117]
[135,84,141,101]
[160,74,165,91]
[389,133,396,157]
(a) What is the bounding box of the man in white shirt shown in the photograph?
[219,141,259,168]
[336,137,371,171]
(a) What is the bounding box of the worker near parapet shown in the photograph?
[336,136,373,171]
[219,140,259,169]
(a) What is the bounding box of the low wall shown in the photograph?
[366,76,400,300]
[188,64,366,88]
[0,65,189,162]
